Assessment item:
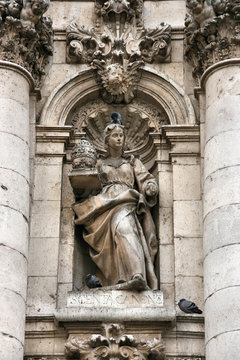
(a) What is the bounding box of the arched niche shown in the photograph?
[40,66,196,127]
[49,66,196,296]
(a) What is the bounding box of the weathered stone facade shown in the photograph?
[0,0,240,360]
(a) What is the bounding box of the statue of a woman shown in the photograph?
[73,113,159,290]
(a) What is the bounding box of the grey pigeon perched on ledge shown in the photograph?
[178,298,202,314]
[110,112,122,125]
[85,274,102,289]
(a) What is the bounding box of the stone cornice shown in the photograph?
[55,307,176,325]
[162,125,200,143]
[36,125,73,156]
[53,26,184,41]
[162,125,200,160]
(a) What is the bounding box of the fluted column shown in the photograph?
[0,61,34,359]
[201,60,240,360]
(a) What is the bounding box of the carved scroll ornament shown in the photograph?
[66,0,171,103]
[185,0,240,83]
[0,0,53,86]
[65,324,165,360]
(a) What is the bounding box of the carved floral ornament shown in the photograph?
[66,0,171,104]
[185,0,240,83]
[65,324,165,360]
[0,0,53,85]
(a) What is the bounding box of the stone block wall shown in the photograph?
[24,0,204,359]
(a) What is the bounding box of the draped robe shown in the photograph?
[73,156,158,289]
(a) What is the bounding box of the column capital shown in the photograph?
[0,0,53,87]
[185,0,240,85]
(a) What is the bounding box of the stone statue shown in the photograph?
[73,113,159,290]
[20,0,50,28]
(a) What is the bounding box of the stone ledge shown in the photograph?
[55,307,175,324]
[55,289,175,324]
[55,288,176,324]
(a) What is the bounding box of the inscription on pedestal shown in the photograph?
[67,290,164,308]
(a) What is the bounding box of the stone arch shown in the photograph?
[40,66,196,127]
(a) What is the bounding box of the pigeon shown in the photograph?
[178,298,202,314]
[85,274,102,289]
[110,112,122,125]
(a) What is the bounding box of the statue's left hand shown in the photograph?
[145,182,158,197]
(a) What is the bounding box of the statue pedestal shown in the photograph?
[56,289,175,359]
[55,289,175,324]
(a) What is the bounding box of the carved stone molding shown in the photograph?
[65,323,165,360]
[39,68,196,127]
[0,0,53,86]
[66,0,171,103]
[185,0,240,83]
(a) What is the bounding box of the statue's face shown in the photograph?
[106,64,124,93]
[108,127,124,151]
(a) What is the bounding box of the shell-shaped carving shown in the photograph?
[70,99,169,162]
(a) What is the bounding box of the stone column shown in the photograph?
[185,2,240,358]
[201,60,240,360]
[0,61,34,359]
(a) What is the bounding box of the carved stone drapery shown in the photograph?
[66,0,171,103]
[185,0,240,83]
[0,0,53,86]
[65,324,165,360]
